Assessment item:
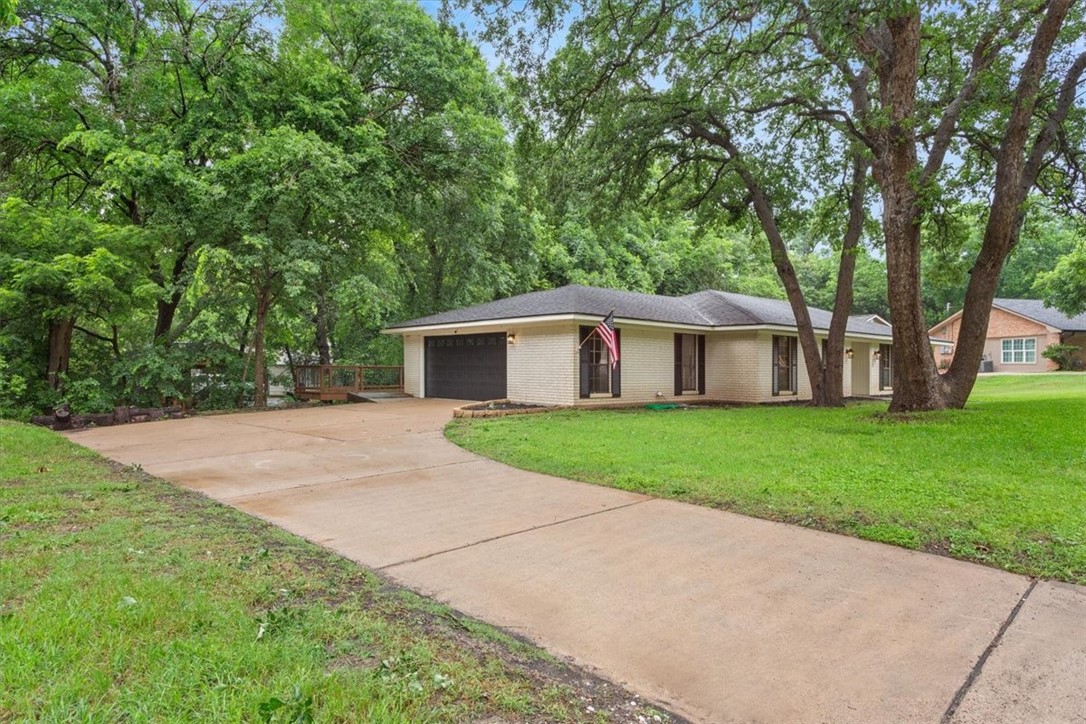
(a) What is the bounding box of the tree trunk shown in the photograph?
[702,131,836,405]
[47,317,75,390]
[940,0,1077,408]
[152,239,196,344]
[864,3,1075,411]
[869,14,948,412]
[251,290,272,408]
[154,295,182,342]
[821,154,869,405]
[315,291,332,365]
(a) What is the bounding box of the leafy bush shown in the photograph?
[0,354,34,419]
[1042,343,1081,371]
[111,346,187,406]
[59,376,116,414]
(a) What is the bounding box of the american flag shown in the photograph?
[594,311,619,369]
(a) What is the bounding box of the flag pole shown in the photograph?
[577,308,615,349]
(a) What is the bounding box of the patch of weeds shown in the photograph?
[256,606,304,640]
[238,546,270,569]
[258,686,313,723]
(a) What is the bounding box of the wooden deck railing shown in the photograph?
[293,364,404,401]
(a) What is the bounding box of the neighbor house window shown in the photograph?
[772,335,798,396]
[1001,338,1036,364]
[579,326,621,398]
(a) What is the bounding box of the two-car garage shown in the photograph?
[424,333,507,401]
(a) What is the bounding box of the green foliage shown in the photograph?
[921,202,1080,326]
[0,0,16,28]
[0,354,32,418]
[57,376,115,414]
[1042,343,1081,371]
[1034,239,1086,317]
[0,0,532,414]
[6,0,1076,415]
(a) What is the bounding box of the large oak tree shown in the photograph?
[464,0,1085,409]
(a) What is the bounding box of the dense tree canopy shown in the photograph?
[1,0,1083,417]
[460,0,1086,409]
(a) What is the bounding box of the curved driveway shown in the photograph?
[68,399,1086,723]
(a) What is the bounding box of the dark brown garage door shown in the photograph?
[425,333,507,401]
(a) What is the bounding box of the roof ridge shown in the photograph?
[693,289,766,326]
[671,290,718,326]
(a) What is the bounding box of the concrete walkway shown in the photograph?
[67,401,1086,723]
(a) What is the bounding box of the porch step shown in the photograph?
[347,391,412,403]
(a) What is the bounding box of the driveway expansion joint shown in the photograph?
[378,498,650,571]
[940,578,1039,723]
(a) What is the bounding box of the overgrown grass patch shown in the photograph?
[0,422,664,722]
[448,375,1086,583]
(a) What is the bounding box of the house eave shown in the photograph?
[384,314,894,340]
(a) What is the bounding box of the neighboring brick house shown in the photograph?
[385,285,908,405]
[929,299,1086,372]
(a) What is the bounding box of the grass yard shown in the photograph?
[0,423,668,722]
[448,375,1086,584]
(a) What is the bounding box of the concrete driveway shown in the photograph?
[68,400,1085,723]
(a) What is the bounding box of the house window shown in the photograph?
[681,334,697,390]
[579,326,621,398]
[674,334,705,395]
[940,345,952,356]
[1001,338,1036,364]
[586,334,610,394]
[879,344,893,390]
[772,335,797,396]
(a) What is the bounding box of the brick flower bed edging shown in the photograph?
[452,400,553,419]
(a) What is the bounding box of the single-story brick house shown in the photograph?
[384,285,903,405]
[929,299,1086,372]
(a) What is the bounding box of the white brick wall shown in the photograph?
[507,325,579,406]
[403,335,423,397]
[705,331,762,402]
[608,326,678,403]
[397,324,889,404]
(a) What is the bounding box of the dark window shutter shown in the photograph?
[674,334,683,395]
[579,326,591,398]
[771,336,780,395]
[697,335,706,394]
[611,329,621,397]
[790,337,798,394]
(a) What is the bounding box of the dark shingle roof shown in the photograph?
[993,299,1086,332]
[387,284,894,337]
[849,313,890,326]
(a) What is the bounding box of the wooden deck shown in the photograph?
[293,364,404,402]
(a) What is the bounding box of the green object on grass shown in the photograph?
[645,403,682,410]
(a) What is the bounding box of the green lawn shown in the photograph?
[0,423,665,722]
[448,374,1086,583]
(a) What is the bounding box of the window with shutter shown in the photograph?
[772,335,797,396]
